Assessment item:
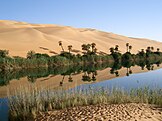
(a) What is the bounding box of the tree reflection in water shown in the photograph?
[0,60,162,86]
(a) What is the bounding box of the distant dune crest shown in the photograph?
[0,20,162,57]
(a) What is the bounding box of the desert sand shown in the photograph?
[35,103,162,121]
[0,20,162,57]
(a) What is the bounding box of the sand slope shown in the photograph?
[0,20,162,57]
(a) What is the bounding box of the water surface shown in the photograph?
[0,60,162,120]
[79,68,162,90]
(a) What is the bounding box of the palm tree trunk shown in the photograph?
[60,75,65,86]
[61,46,64,52]
[127,47,129,52]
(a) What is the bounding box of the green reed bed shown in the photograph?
[8,86,162,120]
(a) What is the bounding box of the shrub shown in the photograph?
[0,50,9,58]
[122,52,133,61]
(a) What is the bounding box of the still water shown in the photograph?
[0,98,8,121]
[0,60,162,120]
[78,67,162,90]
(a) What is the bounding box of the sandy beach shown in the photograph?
[35,103,162,121]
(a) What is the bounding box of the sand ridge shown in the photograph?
[0,20,162,57]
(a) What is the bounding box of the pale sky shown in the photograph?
[0,0,162,42]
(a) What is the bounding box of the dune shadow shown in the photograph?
[39,47,49,50]
[39,47,58,54]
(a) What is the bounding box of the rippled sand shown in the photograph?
[36,103,162,121]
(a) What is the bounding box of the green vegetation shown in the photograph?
[109,45,122,62]
[0,42,162,72]
[0,50,9,58]
[8,86,162,121]
[0,42,161,86]
[1,42,161,120]
[0,58,161,86]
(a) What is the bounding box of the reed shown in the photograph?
[7,85,162,120]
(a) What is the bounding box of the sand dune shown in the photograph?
[0,20,162,57]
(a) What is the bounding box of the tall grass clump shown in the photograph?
[7,85,162,120]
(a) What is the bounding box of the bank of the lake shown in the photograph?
[1,62,162,120]
[8,86,162,121]
[0,43,162,121]
[1,59,162,98]
[0,43,162,71]
[36,103,162,121]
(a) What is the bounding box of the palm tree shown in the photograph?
[58,41,64,52]
[139,49,145,56]
[109,47,115,54]
[82,72,91,82]
[91,43,96,52]
[146,46,151,53]
[68,45,72,53]
[151,65,154,70]
[115,71,119,77]
[110,69,115,74]
[68,75,73,82]
[141,49,145,52]
[146,46,151,57]
[82,44,88,54]
[126,43,129,52]
[129,45,132,53]
[151,47,154,52]
[126,68,130,76]
[91,72,96,81]
[87,44,91,53]
[115,45,119,52]
[60,75,65,86]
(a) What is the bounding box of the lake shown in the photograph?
[0,60,162,120]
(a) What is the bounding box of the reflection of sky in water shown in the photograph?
[0,98,8,121]
[77,68,162,90]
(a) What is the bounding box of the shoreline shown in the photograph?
[36,103,162,121]
[0,64,162,98]
[7,86,162,120]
